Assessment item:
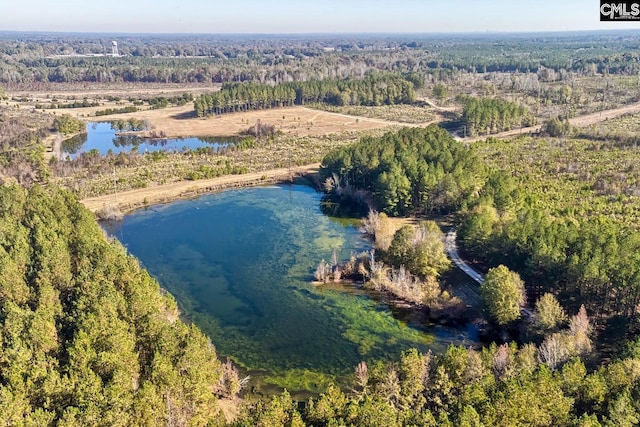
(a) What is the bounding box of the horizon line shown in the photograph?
[1,28,639,38]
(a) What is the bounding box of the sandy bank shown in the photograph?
[81,163,321,215]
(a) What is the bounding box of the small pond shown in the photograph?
[104,184,478,393]
[62,122,240,159]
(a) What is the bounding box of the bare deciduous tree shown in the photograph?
[354,361,369,394]
[359,209,380,237]
[538,333,567,371]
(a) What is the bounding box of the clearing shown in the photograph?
[73,104,420,138]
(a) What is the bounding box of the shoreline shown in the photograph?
[80,163,321,215]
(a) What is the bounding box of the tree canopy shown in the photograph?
[457,95,535,136]
[194,73,417,117]
[480,265,526,325]
[320,125,486,215]
[236,339,640,426]
[52,113,85,135]
[0,184,226,425]
[387,221,450,278]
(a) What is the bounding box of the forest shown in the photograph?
[0,184,238,425]
[3,30,640,425]
[193,73,419,116]
[2,32,640,86]
[457,95,536,136]
[235,341,640,426]
[319,126,487,216]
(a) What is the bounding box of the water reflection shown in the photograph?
[62,122,242,159]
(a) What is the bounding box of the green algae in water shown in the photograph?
[107,184,473,392]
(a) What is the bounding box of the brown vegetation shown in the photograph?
[83,163,320,214]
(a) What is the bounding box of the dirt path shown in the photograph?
[446,229,484,285]
[444,229,483,309]
[445,229,533,317]
[416,96,457,112]
[81,163,320,214]
[463,101,640,142]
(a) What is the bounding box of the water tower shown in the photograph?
[111,41,119,57]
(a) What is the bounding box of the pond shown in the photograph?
[62,122,240,159]
[104,183,477,393]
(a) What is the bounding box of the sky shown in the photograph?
[1,0,639,34]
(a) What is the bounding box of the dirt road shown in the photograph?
[445,229,532,317]
[445,229,484,285]
[81,163,320,214]
[464,101,640,142]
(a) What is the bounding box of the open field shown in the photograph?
[6,82,217,101]
[82,104,415,138]
[6,83,432,144]
[310,104,438,124]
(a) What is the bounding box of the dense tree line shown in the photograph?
[320,126,486,215]
[0,185,230,425]
[36,99,100,110]
[193,73,417,116]
[235,338,640,426]
[2,32,640,86]
[458,95,535,136]
[458,173,640,335]
[94,106,138,116]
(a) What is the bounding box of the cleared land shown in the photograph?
[81,163,320,214]
[75,104,418,138]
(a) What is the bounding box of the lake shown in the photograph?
[104,183,477,393]
[62,122,240,158]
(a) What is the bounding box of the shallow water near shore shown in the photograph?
[105,183,477,393]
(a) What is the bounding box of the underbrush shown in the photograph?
[51,129,388,198]
[475,135,640,229]
[310,103,436,124]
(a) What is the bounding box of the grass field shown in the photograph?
[80,104,407,138]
